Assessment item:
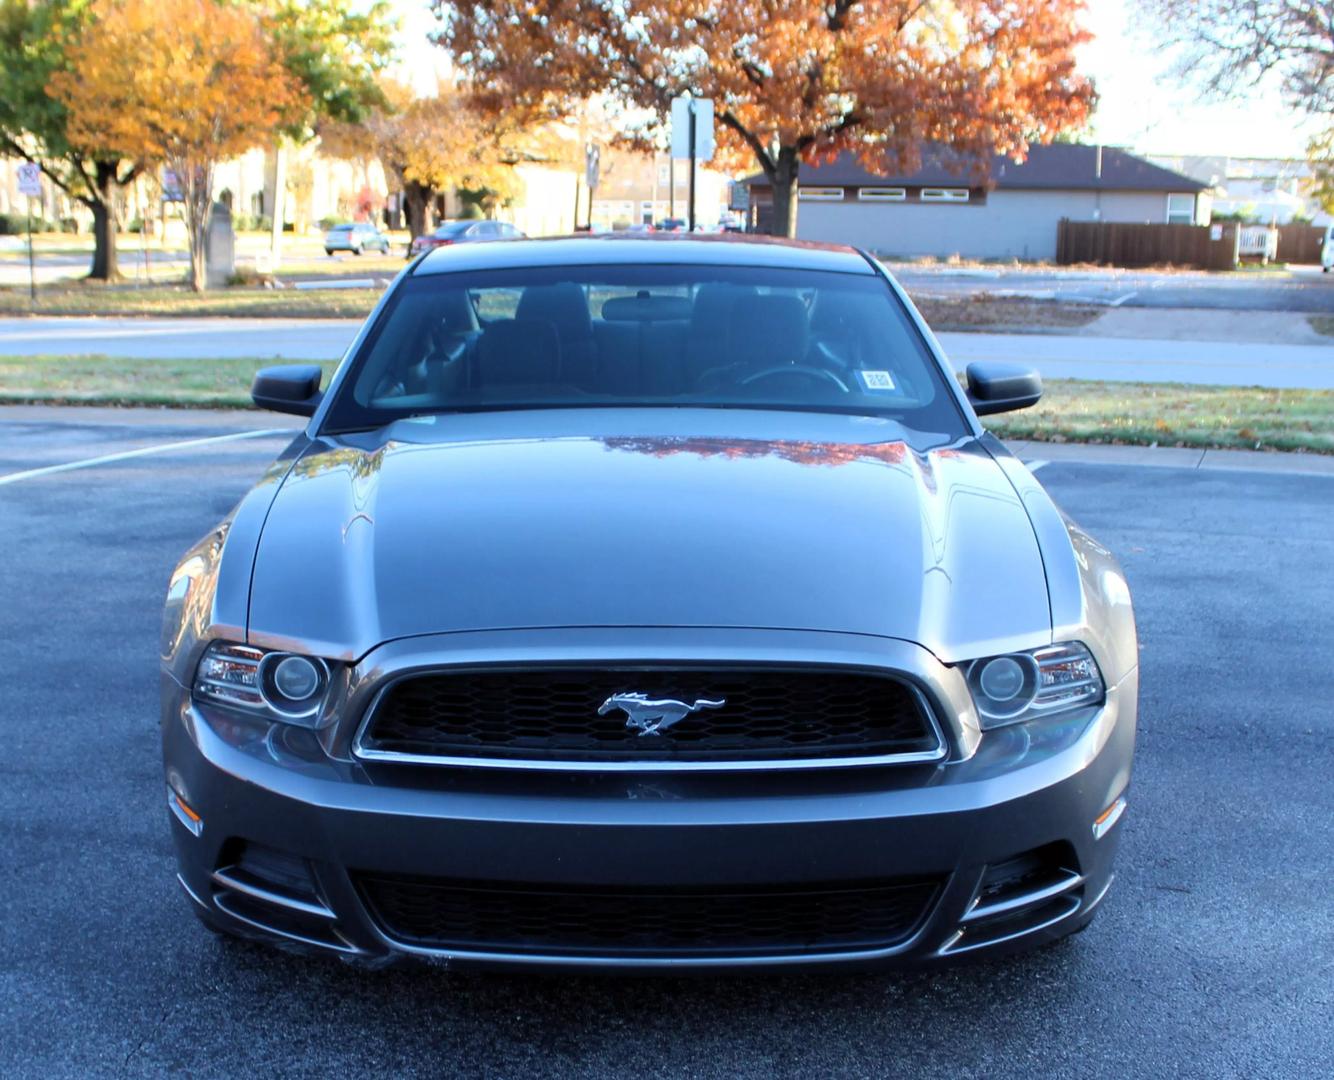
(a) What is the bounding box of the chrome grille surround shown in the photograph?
[335,627,981,772]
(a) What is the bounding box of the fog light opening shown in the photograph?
[168,786,203,837]
[1092,795,1127,840]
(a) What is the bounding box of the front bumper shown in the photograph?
[161,631,1136,972]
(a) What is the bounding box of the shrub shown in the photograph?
[0,212,54,234]
[226,266,273,287]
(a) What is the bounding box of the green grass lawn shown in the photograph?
[4,282,1101,328]
[1,355,1330,454]
[0,355,341,408]
[984,379,1334,454]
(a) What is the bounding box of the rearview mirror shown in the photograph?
[251,364,323,416]
[964,362,1042,416]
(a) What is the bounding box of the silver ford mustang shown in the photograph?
[160,235,1137,971]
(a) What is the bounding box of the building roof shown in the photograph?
[742,144,1209,193]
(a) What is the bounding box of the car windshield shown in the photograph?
[321,263,967,435]
[330,224,352,232]
[435,223,470,237]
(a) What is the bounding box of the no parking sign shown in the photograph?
[17,162,42,198]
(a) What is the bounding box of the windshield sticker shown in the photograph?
[857,370,897,391]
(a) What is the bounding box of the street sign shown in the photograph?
[670,96,715,231]
[670,97,714,161]
[17,162,42,198]
[585,144,601,191]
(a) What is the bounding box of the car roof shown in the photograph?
[414,234,874,276]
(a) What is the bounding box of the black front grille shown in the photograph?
[358,668,939,765]
[357,874,940,957]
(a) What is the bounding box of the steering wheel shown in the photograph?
[739,365,850,393]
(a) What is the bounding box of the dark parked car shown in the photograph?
[162,235,1137,971]
[323,221,390,256]
[408,218,524,258]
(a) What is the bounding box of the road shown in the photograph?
[3,315,1333,389]
[0,316,357,362]
[889,263,1334,313]
[0,234,407,288]
[0,406,1330,1079]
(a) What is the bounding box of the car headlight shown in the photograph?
[193,641,332,727]
[965,642,1104,730]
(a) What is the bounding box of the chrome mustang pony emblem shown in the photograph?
[598,692,726,736]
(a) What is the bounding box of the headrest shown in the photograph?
[690,283,759,337]
[516,282,593,341]
[475,319,561,385]
[729,293,809,368]
[810,289,875,334]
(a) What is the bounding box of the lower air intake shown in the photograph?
[356,874,941,958]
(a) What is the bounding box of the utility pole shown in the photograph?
[268,141,286,273]
[687,101,697,232]
[26,197,35,301]
[16,163,41,302]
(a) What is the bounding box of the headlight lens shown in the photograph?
[966,642,1104,729]
[193,642,331,727]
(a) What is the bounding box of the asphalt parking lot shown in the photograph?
[889,263,1334,312]
[1,408,1331,1079]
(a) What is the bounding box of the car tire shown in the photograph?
[325,249,334,256]
[352,245,362,256]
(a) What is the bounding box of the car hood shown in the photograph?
[247,410,1053,661]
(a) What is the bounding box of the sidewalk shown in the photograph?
[1085,307,1326,345]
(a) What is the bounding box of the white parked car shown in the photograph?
[1322,225,1333,273]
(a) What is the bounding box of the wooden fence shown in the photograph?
[1276,224,1326,265]
[1056,220,1239,270]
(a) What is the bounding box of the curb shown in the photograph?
[1007,440,1334,478]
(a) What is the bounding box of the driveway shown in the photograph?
[889,263,1334,313]
[0,407,1330,1078]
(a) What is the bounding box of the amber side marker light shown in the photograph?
[1092,796,1127,841]
[168,786,204,837]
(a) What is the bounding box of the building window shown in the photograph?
[658,164,669,183]
[1166,193,1195,225]
[858,187,907,201]
[920,188,969,203]
[798,187,845,201]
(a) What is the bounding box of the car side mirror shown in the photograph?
[251,364,323,416]
[965,362,1042,416]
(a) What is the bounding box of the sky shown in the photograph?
[393,0,1318,161]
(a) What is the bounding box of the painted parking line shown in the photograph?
[0,427,290,487]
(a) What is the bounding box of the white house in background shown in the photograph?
[1146,154,1331,226]
[740,144,1211,260]
[0,141,580,238]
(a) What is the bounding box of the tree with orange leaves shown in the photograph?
[441,1,1095,236]
[325,78,565,238]
[50,0,300,289]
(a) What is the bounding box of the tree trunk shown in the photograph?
[767,148,801,238]
[86,161,121,281]
[403,180,432,238]
[174,157,212,291]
